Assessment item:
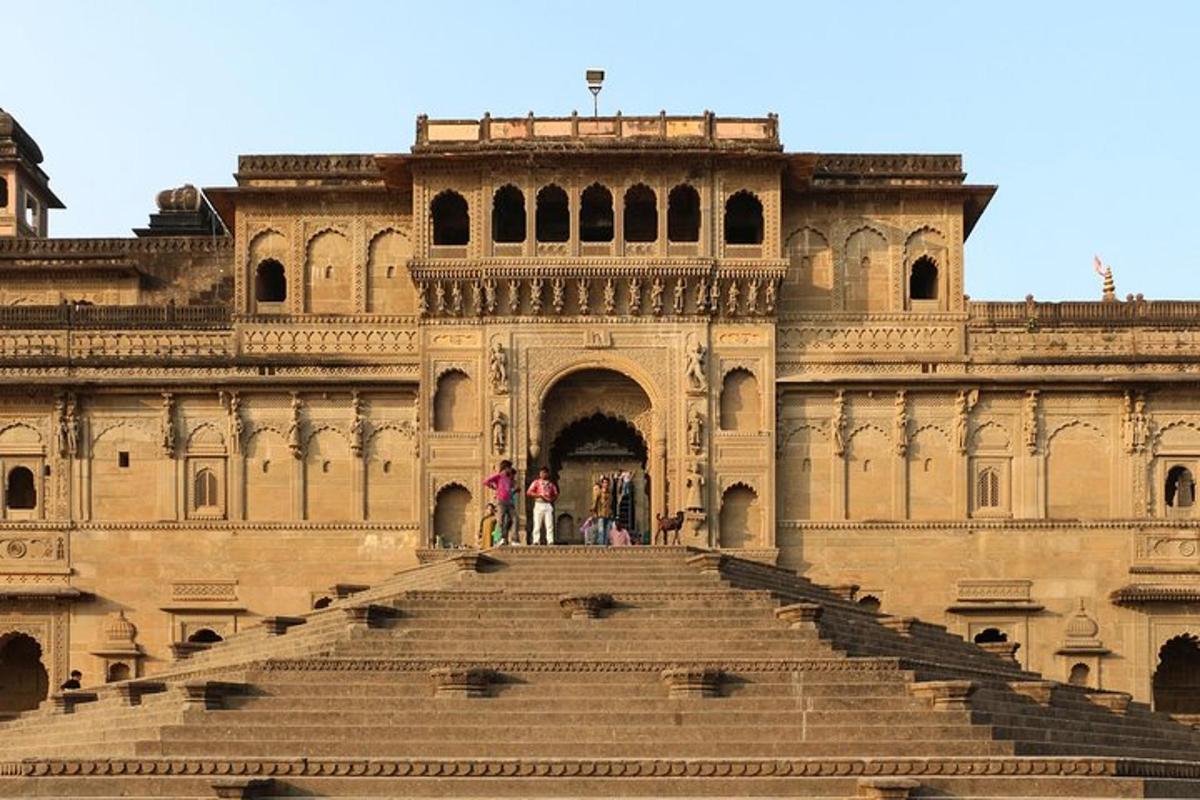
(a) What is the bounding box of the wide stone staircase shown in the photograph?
[2,546,1200,798]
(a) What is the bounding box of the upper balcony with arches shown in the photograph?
[397,113,786,267]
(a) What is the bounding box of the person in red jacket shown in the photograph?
[526,466,559,546]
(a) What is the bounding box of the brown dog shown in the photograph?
[655,510,685,545]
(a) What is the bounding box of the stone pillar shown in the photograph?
[652,434,667,527]
[291,457,304,521]
[894,453,908,520]
[833,453,848,520]
[352,455,366,521]
[230,455,245,521]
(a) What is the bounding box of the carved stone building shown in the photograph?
[1,106,1199,719]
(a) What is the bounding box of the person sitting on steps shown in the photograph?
[526,466,559,546]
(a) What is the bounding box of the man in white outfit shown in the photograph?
[525,466,559,546]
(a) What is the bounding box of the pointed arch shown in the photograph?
[433,482,472,546]
[719,482,760,548]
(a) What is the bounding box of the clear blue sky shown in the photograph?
[5,1,1197,300]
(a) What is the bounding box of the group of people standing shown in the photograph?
[479,461,637,547]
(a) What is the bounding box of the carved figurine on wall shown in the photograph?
[508,278,521,314]
[726,280,740,316]
[288,393,304,459]
[551,277,565,315]
[1131,393,1149,454]
[628,276,642,315]
[577,278,591,315]
[160,393,177,459]
[349,391,366,457]
[434,281,446,315]
[685,462,705,512]
[603,277,616,315]
[482,276,498,315]
[449,281,463,315]
[954,388,979,454]
[673,278,685,315]
[893,391,908,457]
[491,408,508,455]
[488,341,509,395]
[687,406,704,454]
[709,280,721,315]
[1024,389,1040,454]
[416,281,429,317]
[746,278,760,315]
[531,277,545,315]
[650,277,664,316]
[696,275,709,312]
[684,336,707,392]
[764,278,777,314]
[227,391,244,455]
[832,390,847,457]
[55,395,69,459]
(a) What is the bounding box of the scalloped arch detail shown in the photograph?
[1046,418,1105,446]
[0,421,43,445]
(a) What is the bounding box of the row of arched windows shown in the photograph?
[431,185,763,247]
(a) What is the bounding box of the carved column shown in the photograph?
[653,432,667,530]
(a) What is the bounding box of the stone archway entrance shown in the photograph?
[1153,634,1200,713]
[0,632,49,714]
[536,369,658,543]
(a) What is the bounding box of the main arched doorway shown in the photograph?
[1154,634,1200,713]
[538,369,655,543]
[0,632,49,713]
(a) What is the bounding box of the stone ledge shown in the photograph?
[661,667,723,698]
[558,593,614,619]
[429,667,491,698]
[858,777,921,799]
[908,680,977,710]
[775,601,823,627]
[1087,690,1133,715]
[113,680,166,706]
[48,691,98,715]
[179,680,249,710]
[211,777,274,799]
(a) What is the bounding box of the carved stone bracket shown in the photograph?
[1087,690,1132,715]
[977,640,1021,663]
[774,601,823,628]
[908,680,977,710]
[430,667,491,698]
[879,616,917,637]
[260,615,306,636]
[661,667,723,698]
[1008,680,1059,706]
[558,593,613,620]
[179,680,246,710]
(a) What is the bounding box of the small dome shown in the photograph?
[1065,598,1099,639]
[104,610,137,643]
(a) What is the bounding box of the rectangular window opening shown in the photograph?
[118,451,130,468]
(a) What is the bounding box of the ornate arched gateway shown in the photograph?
[0,632,49,714]
[533,368,662,540]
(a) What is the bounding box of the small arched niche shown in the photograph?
[1167,465,1196,510]
[719,369,761,432]
[5,466,36,510]
[909,256,939,302]
[579,184,614,243]
[433,484,472,546]
[718,484,760,549]
[433,370,475,432]
[1154,634,1200,713]
[254,259,286,304]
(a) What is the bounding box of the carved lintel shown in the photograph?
[774,601,823,628]
[261,615,306,636]
[908,679,977,710]
[661,667,722,698]
[558,593,613,619]
[1087,690,1132,715]
[1008,680,1059,706]
[430,667,491,698]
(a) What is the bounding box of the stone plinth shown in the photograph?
[685,551,725,576]
[261,615,306,635]
[1008,680,1060,706]
[908,680,977,710]
[430,667,491,698]
[857,777,922,799]
[211,777,274,799]
[775,601,823,628]
[977,641,1021,662]
[179,681,246,710]
[558,593,613,619]
[1087,690,1132,715]
[880,616,917,636]
[49,691,97,715]
[661,667,723,698]
[169,641,212,661]
[114,680,165,706]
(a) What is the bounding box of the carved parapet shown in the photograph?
[774,602,823,628]
[685,551,725,576]
[211,777,275,799]
[1087,690,1132,715]
[879,616,917,637]
[1008,680,1060,706]
[661,667,723,698]
[49,691,98,715]
[977,641,1021,662]
[857,777,922,800]
[179,680,247,710]
[558,593,614,619]
[908,680,977,711]
[114,680,166,707]
[260,615,306,636]
[169,641,212,661]
[429,667,491,698]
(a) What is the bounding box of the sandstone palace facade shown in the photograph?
[1,108,1198,717]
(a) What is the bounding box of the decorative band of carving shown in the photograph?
[256,656,907,674]
[14,756,1199,780]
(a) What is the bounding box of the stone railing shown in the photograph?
[0,304,230,328]
[968,298,1200,328]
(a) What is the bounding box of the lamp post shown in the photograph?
[586,69,605,117]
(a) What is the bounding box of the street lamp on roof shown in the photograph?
[586,69,605,117]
